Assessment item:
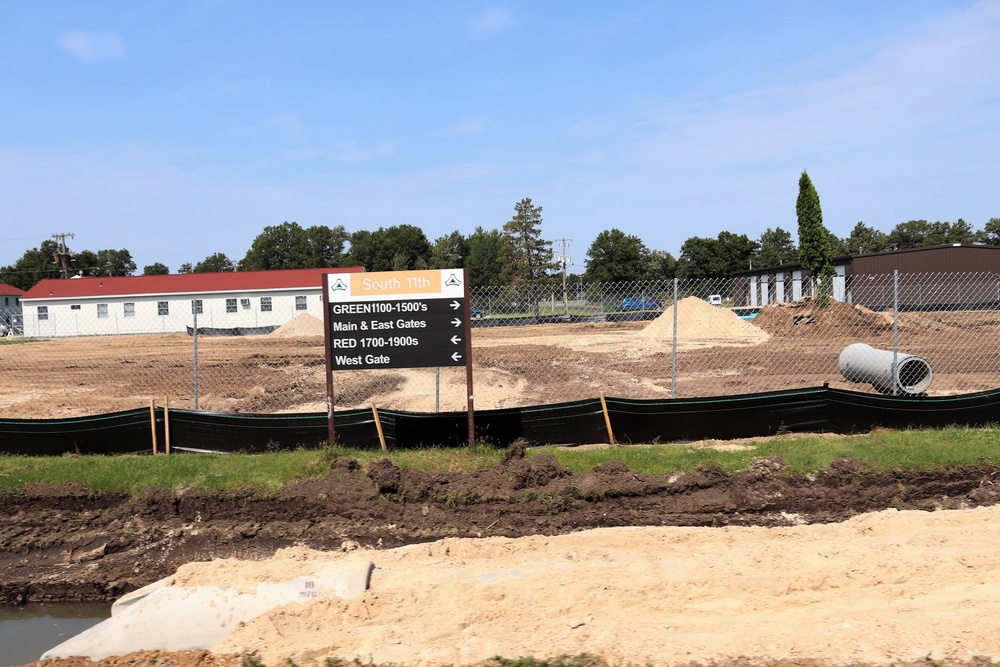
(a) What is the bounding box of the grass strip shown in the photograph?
[0,426,997,494]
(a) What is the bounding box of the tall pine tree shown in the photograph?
[501,198,555,285]
[796,170,834,305]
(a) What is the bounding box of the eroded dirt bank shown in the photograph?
[4,452,1000,667]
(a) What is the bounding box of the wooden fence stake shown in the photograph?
[599,392,616,446]
[372,402,387,451]
[164,398,171,455]
[149,399,158,455]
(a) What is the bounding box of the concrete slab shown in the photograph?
[41,560,374,660]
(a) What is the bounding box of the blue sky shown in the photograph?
[2,1,999,274]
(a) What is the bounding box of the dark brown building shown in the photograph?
[733,244,1000,310]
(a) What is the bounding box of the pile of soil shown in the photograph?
[754,298,895,338]
[270,312,324,337]
[5,451,1000,667]
[637,296,770,344]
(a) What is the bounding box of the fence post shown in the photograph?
[672,278,678,399]
[192,302,200,410]
[892,270,899,397]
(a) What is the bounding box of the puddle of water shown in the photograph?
[0,603,111,667]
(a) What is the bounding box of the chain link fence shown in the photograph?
[2,272,999,418]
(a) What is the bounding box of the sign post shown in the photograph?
[322,268,475,449]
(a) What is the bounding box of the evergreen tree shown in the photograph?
[796,170,834,304]
[466,227,506,287]
[500,198,555,285]
[842,222,890,255]
[976,218,1000,245]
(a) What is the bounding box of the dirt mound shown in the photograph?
[638,296,769,343]
[754,298,895,337]
[270,312,324,337]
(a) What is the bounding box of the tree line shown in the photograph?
[2,190,998,292]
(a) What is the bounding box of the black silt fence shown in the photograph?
[2,387,1000,456]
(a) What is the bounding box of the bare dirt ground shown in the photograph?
[2,299,1000,417]
[4,447,1000,667]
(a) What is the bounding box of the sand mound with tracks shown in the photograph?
[638,296,770,343]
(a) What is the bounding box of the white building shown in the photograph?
[19,268,363,337]
[1,282,24,332]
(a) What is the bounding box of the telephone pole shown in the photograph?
[554,237,572,317]
[52,233,75,279]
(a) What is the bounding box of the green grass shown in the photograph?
[0,426,998,494]
[533,425,1000,475]
[0,336,36,346]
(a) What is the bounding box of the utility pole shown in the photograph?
[554,237,572,317]
[52,233,75,279]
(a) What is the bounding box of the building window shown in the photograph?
[158,301,169,316]
[295,295,307,311]
[261,297,272,312]
[70,304,81,310]
[124,302,135,317]
[97,303,109,319]
[240,298,251,309]
[226,298,237,313]
[38,306,48,321]
[191,299,203,315]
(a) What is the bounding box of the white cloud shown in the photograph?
[332,140,394,163]
[265,114,306,139]
[631,0,1000,172]
[470,9,517,33]
[56,29,125,63]
[436,117,488,138]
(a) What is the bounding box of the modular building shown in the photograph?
[19,267,364,337]
[733,244,1000,310]
[0,282,24,332]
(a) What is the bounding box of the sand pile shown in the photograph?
[637,295,769,343]
[754,298,894,337]
[271,312,324,337]
[210,506,1000,666]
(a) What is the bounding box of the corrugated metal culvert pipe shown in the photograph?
[838,343,933,395]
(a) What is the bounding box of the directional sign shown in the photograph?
[324,269,471,371]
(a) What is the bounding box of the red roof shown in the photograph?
[21,267,364,300]
[0,282,24,297]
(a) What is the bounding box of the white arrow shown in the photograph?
[450,335,462,345]
[450,300,461,310]
[451,318,462,327]
[451,352,463,362]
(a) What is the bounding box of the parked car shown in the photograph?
[616,297,663,311]
[470,307,485,320]
[707,294,723,306]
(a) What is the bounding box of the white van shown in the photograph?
[707,295,722,306]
